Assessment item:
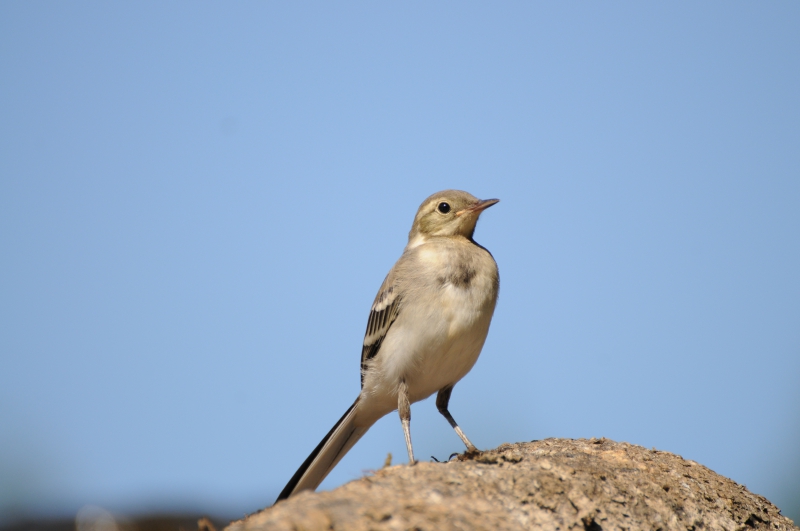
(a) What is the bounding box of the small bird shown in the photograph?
[276,190,500,502]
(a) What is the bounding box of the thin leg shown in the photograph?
[436,385,478,452]
[398,379,415,464]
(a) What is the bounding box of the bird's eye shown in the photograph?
[437,202,451,214]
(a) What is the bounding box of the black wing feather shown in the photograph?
[360,285,401,387]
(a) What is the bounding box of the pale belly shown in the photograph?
[361,280,496,410]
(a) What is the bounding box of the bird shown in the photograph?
[276,189,500,502]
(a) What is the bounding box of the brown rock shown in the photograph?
[227,438,797,531]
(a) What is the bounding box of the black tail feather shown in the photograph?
[275,399,359,503]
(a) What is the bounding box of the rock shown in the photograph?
[227,438,798,531]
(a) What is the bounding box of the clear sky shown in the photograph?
[1,2,799,524]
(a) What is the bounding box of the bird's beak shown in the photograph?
[456,198,500,217]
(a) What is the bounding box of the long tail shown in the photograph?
[275,397,372,502]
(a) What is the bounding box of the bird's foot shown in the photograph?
[456,447,482,461]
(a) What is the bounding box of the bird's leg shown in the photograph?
[398,379,415,464]
[436,385,478,452]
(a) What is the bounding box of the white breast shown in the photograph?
[362,242,498,407]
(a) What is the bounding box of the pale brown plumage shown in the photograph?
[277,190,499,502]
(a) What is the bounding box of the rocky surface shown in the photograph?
[228,438,797,531]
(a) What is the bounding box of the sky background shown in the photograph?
[1,1,799,525]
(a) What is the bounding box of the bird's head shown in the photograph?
[407,190,499,247]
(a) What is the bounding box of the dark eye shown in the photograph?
[437,202,451,214]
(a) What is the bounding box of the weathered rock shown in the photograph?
[228,438,797,531]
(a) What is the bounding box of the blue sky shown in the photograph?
[1,2,799,523]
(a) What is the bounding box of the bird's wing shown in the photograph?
[360,271,402,387]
